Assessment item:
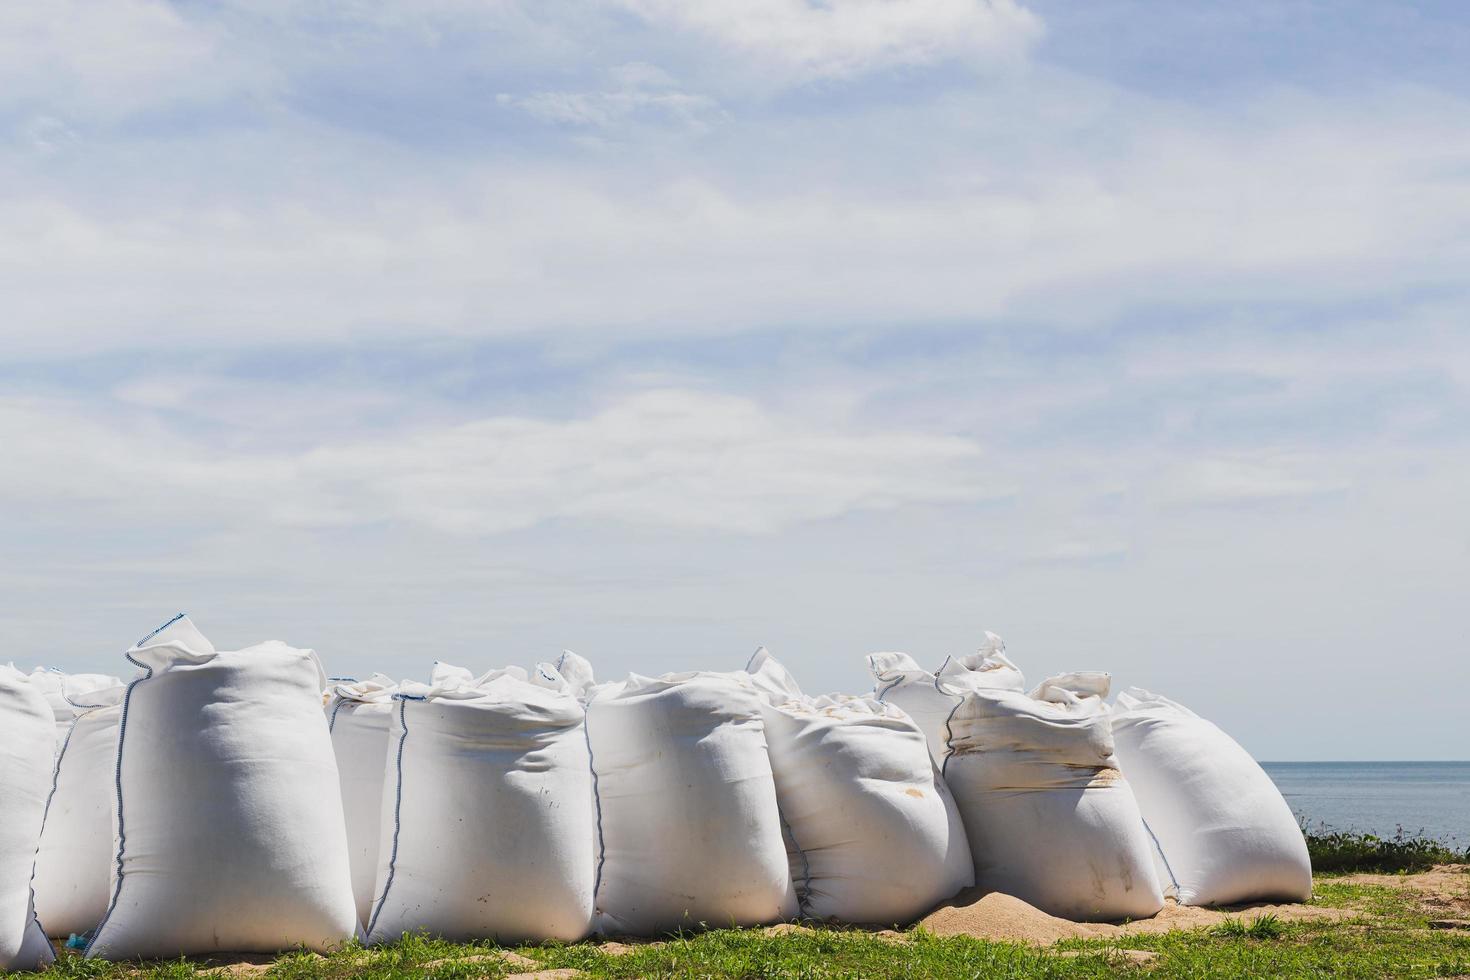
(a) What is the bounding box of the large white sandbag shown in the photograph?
[873,657,1162,922]
[29,667,123,750]
[586,670,797,935]
[0,665,56,972]
[868,632,1025,767]
[327,675,398,929]
[86,615,357,960]
[746,650,973,925]
[1111,687,1312,906]
[364,665,595,944]
[33,680,125,938]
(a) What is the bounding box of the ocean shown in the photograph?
[1262,761,1470,845]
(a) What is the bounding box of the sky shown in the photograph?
[2,0,1467,760]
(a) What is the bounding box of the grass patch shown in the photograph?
[1211,912,1284,939]
[1305,827,1470,873]
[9,873,1470,979]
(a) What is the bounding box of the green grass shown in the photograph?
[10,871,1470,979]
[1305,827,1470,873]
[1210,912,1283,939]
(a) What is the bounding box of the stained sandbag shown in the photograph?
[0,665,56,972]
[33,679,125,938]
[364,664,594,943]
[868,633,1025,767]
[1111,687,1312,906]
[584,669,797,935]
[746,649,973,925]
[85,615,357,960]
[327,675,398,928]
[871,656,1162,922]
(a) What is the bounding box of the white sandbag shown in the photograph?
[586,670,797,935]
[29,667,123,750]
[327,675,398,929]
[0,665,56,972]
[364,664,595,944]
[33,680,125,938]
[868,632,1025,767]
[85,615,357,960]
[872,656,1162,922]
[1111,687,1312,906]
[746,650,973,925]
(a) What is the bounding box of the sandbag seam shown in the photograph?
[84,610,184,958]
[364,694,422,942]
[583,706,607,913]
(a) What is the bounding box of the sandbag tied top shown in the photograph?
[0,665,56,972]
[745,650,974,926]
[85,615,357,961]
[532,650,597,701]
[1111,687,1312,907]
[364,664,595,945]
[867,631,1026,768]
[326,674,399,929]
[33,678,126,939]
[586,670,798,936]
[925,671,1163,922]
[28,667,124,750]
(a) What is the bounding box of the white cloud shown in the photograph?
[3,79,1466,355]
[613,0,1042,80]
[0,0,267,120]
[0,390,993,534]
[1158,454,1350,506]
[498,62,722,131]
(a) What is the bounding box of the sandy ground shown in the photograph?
[1336,864,1470,919]
[916,890,1353,945]
[916,864,1470,946]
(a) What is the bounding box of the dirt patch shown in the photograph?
[420,950,539,970]
[1118,901,1353,936]
[197,952,321,975]
[918,888,1355,946]
[1337,864,1470,915]
[763,923,817,937]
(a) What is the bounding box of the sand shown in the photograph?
[917,887,1355,946]
[1338,864,1470,917]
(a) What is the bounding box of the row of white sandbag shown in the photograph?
[3,616,1311,969]
[3,615,971,964]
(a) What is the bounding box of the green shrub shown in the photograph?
[1305,826,1469,873]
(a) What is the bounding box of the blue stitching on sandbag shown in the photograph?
[30,714,82,946]
[133,612,186,648]
[86,612,185,957]
[364,694,422,942]
[83,657,161,955]
[933,658,965,779]
[1142,818,1181,895]
[37,717,79,849]
[582,705,606,908]
[327,697,347,734]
